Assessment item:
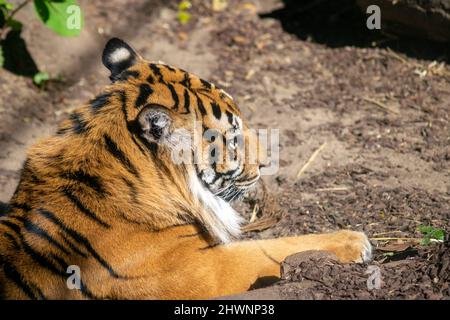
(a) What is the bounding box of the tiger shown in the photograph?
[0,38,371,299]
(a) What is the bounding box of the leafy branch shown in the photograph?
[0,0,83,86]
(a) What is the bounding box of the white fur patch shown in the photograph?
[189,173,243,243]
[202,168,215,184]
[109,47,131,64]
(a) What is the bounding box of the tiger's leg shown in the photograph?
[185,230,371,298]
[107,227,371,299]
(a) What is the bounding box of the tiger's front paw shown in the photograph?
[325,230,372,263]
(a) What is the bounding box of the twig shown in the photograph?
[9,0,32,20]
[385,48,411,65]
[315,186,350,192]
[249,204,259,223]
[370,237,421,242]
[362,97,399,115]
[0,0,32,39]
[384,48,450,78]
[295,142,326,181]
[372,230,403,237]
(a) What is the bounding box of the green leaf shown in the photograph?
[431,229,445,241]
[33,71,50,86]
[418,225,445,245]
[0,45,4,68]
[178,0,191,11]
[0,1,14,10]
[33,0,83,36]
[0,8,5,28]
[418,225,432,234]
[177,11,191,24]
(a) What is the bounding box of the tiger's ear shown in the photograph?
[137,105,173,144]
[102,38,139,81]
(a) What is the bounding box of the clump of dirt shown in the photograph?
[274,238,450,300]
[225,237,448,300]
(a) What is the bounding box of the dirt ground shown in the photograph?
[0,0,449,299]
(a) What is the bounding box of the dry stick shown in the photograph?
[362,97,400,115]
[372,230,404,237]
[315,186,350,192]
[249,204,259,223]
[296,142,326,181]
[370,237,421,242]
[9,0,32,19]
[385,48,411,65]
[384,48,450,78]
[0,0,32,39]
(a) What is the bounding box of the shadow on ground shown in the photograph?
[260,0,450,62]
[1,30,39,78]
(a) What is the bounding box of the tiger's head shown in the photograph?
[102,38,267,191]
[99,38,269,242]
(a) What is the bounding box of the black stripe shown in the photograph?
[149,64,163,82]
[200,78,212,89]
[182,88,191,114]
[118,212,143,225]
[19,232,66,277]
[139,138,158,157]
[0,220,21,235]
[90,92,112,112]
[226,101,239,114]
[103,134,140,179]
[60,233,88,258]
[2,259,42,299]
[56,127,70,135]
[135,83,153,108]
[60,171,107,196]
[194,93,207,116]
[12,215,26,223]
[165,65,177,72]
[119,90,149,157]
[225,110,234,125]
[147,75,155,84]
[118,90,128,122]
[23,217,71,256]
[0,202,11,216]
[130,131,148,157]
[70,112,87,134]
[116,70,140,81]
[36,209,122,279]
[3,232,20,250]
[180,72,191,88]
[79,280,96,299]
[210,102,222,120]
[63,189,111,228]
[10,202,31,212]
[121,178,139,203]
[167,83,179,111]
[49,252,70,272]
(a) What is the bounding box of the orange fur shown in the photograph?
[0,40,371,299]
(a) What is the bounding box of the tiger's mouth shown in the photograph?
[194,165,260,203]
[214,176,260,203]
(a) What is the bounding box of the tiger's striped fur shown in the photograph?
[0,39,371,299]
